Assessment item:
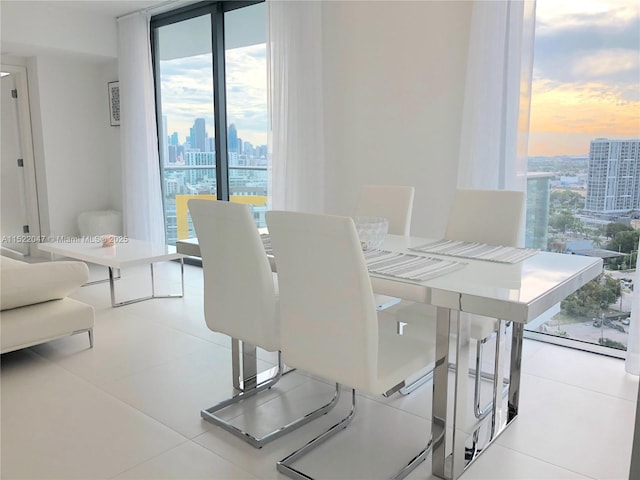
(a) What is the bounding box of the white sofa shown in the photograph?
[0,256,95,354]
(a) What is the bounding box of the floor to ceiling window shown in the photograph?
[524,0,640,357]
[151,1,267,245]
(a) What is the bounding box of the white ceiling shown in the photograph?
[0,0,199,60]
[43,1,178,18]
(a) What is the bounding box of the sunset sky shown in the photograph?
[528,0,640,157]
[160,0,640,157]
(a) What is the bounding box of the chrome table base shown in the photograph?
[231,311,523,480]
[432,308,523,480]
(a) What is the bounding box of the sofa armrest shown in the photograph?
[1,261,90,310]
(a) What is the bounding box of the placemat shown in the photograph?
[364,249,465,282]
[409,239,538,264]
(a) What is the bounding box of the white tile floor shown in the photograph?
[1,261,638,479]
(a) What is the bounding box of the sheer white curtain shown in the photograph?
[457,0,536,195]
[117,13,165,244]
[267,0,325,213]
[626,237,640,375]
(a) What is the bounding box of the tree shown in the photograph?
[549,212,579,233]
[549,190,585,213]
[561,274,621,318]
[608,230,640,254]
[590,232,603,248]
[607,249,638,270]
[605,222,633,239]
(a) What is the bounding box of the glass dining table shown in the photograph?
[177,233,603,480]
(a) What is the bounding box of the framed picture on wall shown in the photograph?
[108,81,120,126]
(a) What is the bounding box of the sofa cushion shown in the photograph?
[0,256,30,270]
[0,297,94,354]
[1,260,90,311]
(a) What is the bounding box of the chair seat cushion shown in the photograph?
[374,310,436,395]
[396,302,498,340]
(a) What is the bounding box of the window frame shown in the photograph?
[150,0,265,207]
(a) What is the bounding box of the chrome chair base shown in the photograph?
[277,387,434,480]
[201,352,340,449]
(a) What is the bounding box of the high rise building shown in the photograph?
[585,139,640,214]
[228,124,238,152]
[190,118,207,152]
[168,145,177,164]
[161,115,169,165]
[526,172,553,250]
[183,151,216,185]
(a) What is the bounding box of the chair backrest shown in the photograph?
[266,211,379,392]
[355,185,415,236]
[444,189,525,247]
[188,199,279,351]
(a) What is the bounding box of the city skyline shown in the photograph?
[164,118,267,159]
[159,1,639,159]
[160,43,267,147]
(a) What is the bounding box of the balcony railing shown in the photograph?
[162,165,269,241]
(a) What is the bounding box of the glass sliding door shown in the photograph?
[523,0,640,357]
[224,3,268,227]
[151,1,267,243]
[154,13,215,244]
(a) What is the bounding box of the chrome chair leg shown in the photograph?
[396,332,509,419]
[474,337,488,419]
[277,385,351,479]
[384,362,434,396]
[201,352,340,449]
[396,367,433,395]
[277,387,434,480]
[475,327,510,421]
[392,433,435,480]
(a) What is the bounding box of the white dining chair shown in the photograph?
[355,184,415,236]
[266,210,436,479]
[397,189,525,419]
[356,184,416,310]
[188,199,340,448]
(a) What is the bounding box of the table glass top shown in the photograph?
[38,238,184,268]
[377,235,603,322]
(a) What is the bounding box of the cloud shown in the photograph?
[535,0,639,35]
[571,48,640,83]
[528,0,640,156]
[533,0,639,85]
[158,44,268,146]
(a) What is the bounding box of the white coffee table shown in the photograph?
[38,238,185,307]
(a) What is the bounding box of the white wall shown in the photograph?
[1,2,122,238]
[322,0,472,238]
[2,0,472,240]
[30,55,121,236]
[1,1,118,59]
